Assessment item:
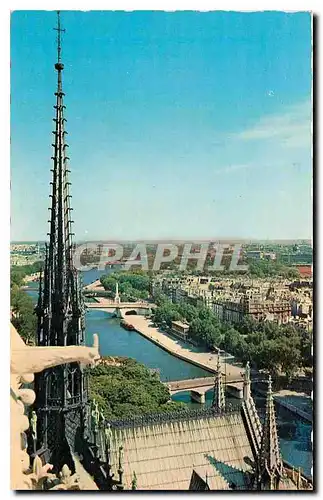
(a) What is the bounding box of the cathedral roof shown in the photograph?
[108,408,255,490]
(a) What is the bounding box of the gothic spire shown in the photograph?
[37,10,83,349]
[257,376,283,490]
[212,355,225,411]
[33,11,88,473]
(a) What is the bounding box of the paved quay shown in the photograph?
[120,312,244,378]
[23,273,40,283]
[83,279,105,292]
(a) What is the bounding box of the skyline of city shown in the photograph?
[11,11,312,241]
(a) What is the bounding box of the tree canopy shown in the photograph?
[247,259,300,279]
[100,271,150,301]
[10,261,43,344]
[87,357,186,419]
[11,284,37,344]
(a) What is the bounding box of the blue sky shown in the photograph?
[11,10,312,241]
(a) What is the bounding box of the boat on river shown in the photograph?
[120,320,135,331]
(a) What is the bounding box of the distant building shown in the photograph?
[246,251,263,260]
[279,253,312,265]
[212,294,291,324]
[295,265,312,278]
[10,254,42,266]
[171,320,190,341]
[263,252,276,261]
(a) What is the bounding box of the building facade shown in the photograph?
[171,320,190,341]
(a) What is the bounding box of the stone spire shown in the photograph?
[33,11,88,472]
[117,446,124,490]
[212,355,225,411]
[243,361,251,401]
[114,281,120,304]
[241,361,262,457]
[257,376,283,490]
[131,471,137,490]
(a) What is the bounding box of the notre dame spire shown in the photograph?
[34,11,88,472]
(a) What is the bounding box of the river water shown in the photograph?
[25,268,313,477]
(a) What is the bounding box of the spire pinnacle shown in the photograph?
[131,471,137,490]
[54,10,65,68]
[115,281,120,304]
[268,374,272,395]
[212,355,225,411]
[243,361,251,401]
[118,446,124,486]
[257,375,283,490]
[217,353,221,373]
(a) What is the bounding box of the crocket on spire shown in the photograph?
[212,354,225,411]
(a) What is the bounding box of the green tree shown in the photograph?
[11,286,37,344]
[87,358,185,420]
[151,295,312,375]
[154,292,169,307]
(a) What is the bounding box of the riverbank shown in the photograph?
[23,273,40,283]
[83,279,105,292]
[120,312,244,378]
[253,386,312,423]
[85,309,211,381]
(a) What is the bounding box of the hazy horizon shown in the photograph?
[11,238,312,245]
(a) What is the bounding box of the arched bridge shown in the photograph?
[85,301,154,310]
[85,298,156,316]
[166,375,244,404]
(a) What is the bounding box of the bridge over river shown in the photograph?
[166,376,244,403]
[85,297,156,315]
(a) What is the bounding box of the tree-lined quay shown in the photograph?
[120,311,243,378]
[151,294,312,380]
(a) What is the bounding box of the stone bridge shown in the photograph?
[85,299,156,317]
[166,376,244,404]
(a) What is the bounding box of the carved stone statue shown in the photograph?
[30,410,37,440]
[104,423,112,453]
[245,361,250,381]
[94,400,100,422]
[131,471,137,490]
[118,445,124,470]
[99,409,105,426]
[91,401,99,432]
